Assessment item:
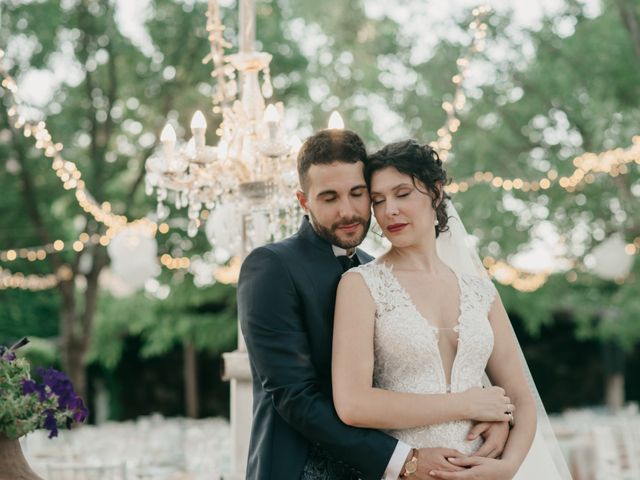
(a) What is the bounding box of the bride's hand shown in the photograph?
[461,386,515,422]
[468,421,509,458]
[429,456,516,480]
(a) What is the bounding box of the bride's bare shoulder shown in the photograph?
[339,267,368,287]
[336,271,376,315]
[337,267,374,297]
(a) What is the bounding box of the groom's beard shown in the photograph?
[308,211,371,249]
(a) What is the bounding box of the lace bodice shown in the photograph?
[350,261,497,454]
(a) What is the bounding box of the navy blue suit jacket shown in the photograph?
[238,216,398,479]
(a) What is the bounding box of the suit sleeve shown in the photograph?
[238,246,398,480]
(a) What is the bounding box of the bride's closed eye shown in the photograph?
[372,190,413,206]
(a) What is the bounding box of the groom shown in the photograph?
[238,129,509,479]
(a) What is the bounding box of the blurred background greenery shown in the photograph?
[0,0,638,421]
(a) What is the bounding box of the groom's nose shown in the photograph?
[337,202,355,219]
[337,197,358,219]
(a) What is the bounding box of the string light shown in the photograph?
[482,235,639,292]
[0,222,158,263]
[432,6,491,162]
[1,35,636,294]
[0,264,75,291]
[446,136,640,194]
[159,253,241,285]
[0,52,164,239]
[160,253,191,270]
[482,256,551,292]
[213,256,241,284]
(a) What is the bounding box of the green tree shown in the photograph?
[0,0,221,401]
[1,0,638,414]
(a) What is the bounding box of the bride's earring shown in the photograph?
[435,217,439,226]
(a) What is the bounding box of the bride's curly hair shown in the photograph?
[365,139,451,237]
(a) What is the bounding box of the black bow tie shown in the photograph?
[337,254,360,272]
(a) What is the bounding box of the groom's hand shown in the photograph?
[408,448,465,479]
[468,421,509,458]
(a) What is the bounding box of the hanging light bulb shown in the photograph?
[263,104,279,140]
[160,124,177,162]
[263,104,279,123]
[160,123,177,142]
[190,111,207,148]
[328,111,344,129]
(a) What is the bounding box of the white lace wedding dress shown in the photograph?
[351,261,566,479]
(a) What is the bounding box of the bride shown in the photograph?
[331,140,570,479]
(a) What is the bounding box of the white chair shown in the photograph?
[613,416,640,480]
[46,461,127,480]
[592,425,623,480]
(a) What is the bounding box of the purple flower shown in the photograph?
[72,398,89,423]
[29,367,89,426]
[2,351,16,362]
[21,379,48,402]
[37,367,79,412]
[0,346,15,362]
[21,379,37,394]
[43,409,58,438]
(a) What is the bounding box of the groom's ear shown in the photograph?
[296,190,309,212]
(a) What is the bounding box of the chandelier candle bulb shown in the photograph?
[264,104,279,140]
[328,111,344,129]
[160,124,177,163]
[190,111,207,149]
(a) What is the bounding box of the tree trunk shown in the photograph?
[58,281,88,403]
[605,373,625,411]
[602,340,626,411]
[58,279,86,401]
[184,340,199,418]
[616,0,640,61]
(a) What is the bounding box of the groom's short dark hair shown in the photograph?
[297,129,368,193]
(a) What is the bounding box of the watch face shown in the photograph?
[406,459,418,474]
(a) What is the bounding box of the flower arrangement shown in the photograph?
[0,338,88,439]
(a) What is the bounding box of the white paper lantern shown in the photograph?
[589,234,633,280]
[107,226,161,290]
[99,267,138,298]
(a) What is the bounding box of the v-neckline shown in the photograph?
[377,262,464,330]
[377,261,464,391]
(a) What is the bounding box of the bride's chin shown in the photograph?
[386,238,414,249]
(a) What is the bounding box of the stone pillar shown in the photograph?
[221,350,252,479]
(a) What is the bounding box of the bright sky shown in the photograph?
[15,0,602,110]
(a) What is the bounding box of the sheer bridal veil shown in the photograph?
[436,201,572,480]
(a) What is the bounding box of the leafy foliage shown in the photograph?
[88,281,237,369]
[0,0,638,410]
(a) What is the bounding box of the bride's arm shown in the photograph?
[332,271,512,430]
[484,291,538,474]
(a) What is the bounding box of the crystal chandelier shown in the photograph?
[145,0,301,261]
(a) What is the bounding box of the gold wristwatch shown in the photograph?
[401,448,419,477]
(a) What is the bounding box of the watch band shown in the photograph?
[401,448,419,477]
